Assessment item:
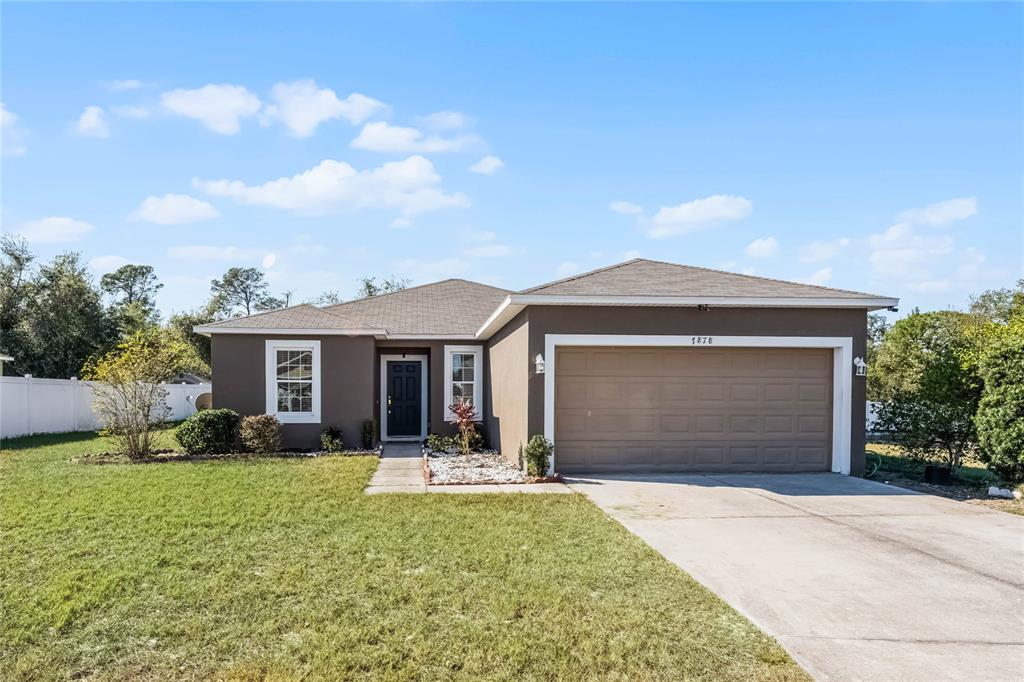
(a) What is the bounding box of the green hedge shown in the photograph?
[175,409,240,455]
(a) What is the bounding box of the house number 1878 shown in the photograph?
[691,336,714,344]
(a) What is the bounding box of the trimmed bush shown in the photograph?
[426,433,459,454]
[175,408,240,455]
[240,414,282,454]
[521,435,554,477]
[361,419,376,449]
[321,427,344,453]
[976,332,1024,484]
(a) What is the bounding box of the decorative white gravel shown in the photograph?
[427,450,526,484]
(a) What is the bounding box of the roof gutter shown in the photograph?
[192,326,389,338]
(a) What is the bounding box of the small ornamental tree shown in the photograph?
[240,414,282,453]
[873,311,983,471]
[521,435,554,477]
[82,328,197,458]
[447,400,478,456]
[976,329,1024,484]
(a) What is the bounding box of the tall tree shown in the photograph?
[210,267,270,316]
[969,279,1024,324]
[167,294,226,373]
[100,264,163,308]
[865,313,889,402]
[0,236,34,371]
[310,290,343,305]
[357,275,410,298]
[19,252,115,378]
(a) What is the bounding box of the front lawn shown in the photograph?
[1,430,805,680]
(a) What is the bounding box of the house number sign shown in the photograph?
[690,336,714,344]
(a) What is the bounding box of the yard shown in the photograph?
[0,430,806,681]
[866,442,1023,515]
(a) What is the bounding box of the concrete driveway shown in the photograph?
[568,473,1024,681]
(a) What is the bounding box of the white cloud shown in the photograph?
[89,255,131,273]
[648,194,752,238]
[167,245,259,261]
[351,121,480,154]
[898,196,977,226]
[262,253,277,268]
[800,267,833,285]
[75,106,109,138]
[462,243,523,258]
[610,200,643,215]
[131,194,220,225]
[911,247,1002,294]
[868,222,955,281]
[17,216,94,243]
[107,79,142,92]
[463,229,496,243]
[390,257,470,283]
[263,80,386,137]
[112,105,150,119]
[745,236,780,259]
[1,102,27,156]
[194,155,469,217]
[799,237,850,262]
[391,217,415,228]
[556,261,579,277]
[468,155,503,175]
[419,111,470,130]
[161,84,261,135]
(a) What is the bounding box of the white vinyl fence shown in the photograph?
[0,375,211,441]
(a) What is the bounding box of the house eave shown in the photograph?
[474,294,900,339]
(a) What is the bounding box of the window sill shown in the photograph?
[272,413,320,424]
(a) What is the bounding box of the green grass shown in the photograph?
[1,429,806,681]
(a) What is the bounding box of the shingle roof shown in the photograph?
[520,258,886,299]
[322,279,511,336]
[198,304,374,331]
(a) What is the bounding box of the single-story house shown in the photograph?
[195,258,898,476]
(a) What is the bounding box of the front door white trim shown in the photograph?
[543,334,854,476]
[380,354,428,442]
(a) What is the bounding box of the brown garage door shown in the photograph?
[554,346,832,473]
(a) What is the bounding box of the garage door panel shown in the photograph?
[555,346,832,474]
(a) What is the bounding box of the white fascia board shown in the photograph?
[385,334,478,340]
[474,296,525,340]
[194,326,387,337]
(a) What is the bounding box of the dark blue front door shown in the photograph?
[387,360,422,437]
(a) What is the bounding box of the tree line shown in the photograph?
[0,235,409,379]
[867,280,1024,483]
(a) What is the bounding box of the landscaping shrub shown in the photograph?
[426,433,459,454]
[976,331,1024,484]
[175,408,240,455]
[320,427,344,453]
[82,328,199,459]
[361,419,376,449]
[521,435,554,477]
[448,400,478,456]
[239,414,282,454]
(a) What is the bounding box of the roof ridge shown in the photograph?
[640,257,889,298]
[323,278,511,310]
[519,258,645,294]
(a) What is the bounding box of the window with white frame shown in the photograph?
[265,340,321,423]
[444,345,483,421]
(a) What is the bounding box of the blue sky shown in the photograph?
[2,2,1021,318]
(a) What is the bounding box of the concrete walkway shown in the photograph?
[365,443,572,494]
[366,443,426,493]
[569,473,1024,682]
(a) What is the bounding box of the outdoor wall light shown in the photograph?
[535,354,545,374]
[853,356,867,377]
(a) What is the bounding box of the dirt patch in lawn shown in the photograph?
[867,443,1024,516]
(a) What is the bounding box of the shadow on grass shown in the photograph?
[0,430,103,451]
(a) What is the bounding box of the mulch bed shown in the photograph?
[74,448,379,465]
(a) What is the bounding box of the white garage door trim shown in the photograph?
[543,334,854,476]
